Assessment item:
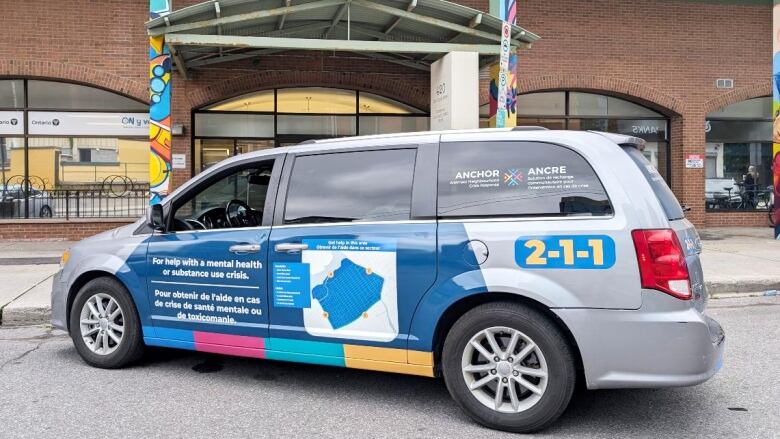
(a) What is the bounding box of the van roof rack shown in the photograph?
[588,131,646,151]
[511,126,549,131]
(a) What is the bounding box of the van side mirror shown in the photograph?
[149,203,166,232]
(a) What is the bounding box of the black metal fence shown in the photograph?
[705,186,773,211]
[1,175,149,219]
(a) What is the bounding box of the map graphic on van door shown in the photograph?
[273,238,399,342]
[312,258,384,329]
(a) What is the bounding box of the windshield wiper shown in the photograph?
[284,215,357,224]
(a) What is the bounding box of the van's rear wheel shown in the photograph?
[442,301,576,433]
[69,277,144,368]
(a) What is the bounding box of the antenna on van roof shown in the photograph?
[511,126,549,131]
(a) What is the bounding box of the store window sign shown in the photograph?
[27,112,149,136]
[614,119,667,141]
[0,111,24,135]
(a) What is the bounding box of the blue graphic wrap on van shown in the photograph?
[406,222,488,352]
[269,224,436,348]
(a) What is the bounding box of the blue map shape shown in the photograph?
[312,258,384,329]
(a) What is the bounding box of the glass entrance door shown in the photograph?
[196,139,275,171]
[193,88,430,175]
[236,139,274,155]
[275,134,336,147]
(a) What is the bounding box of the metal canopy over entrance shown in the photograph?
[146,0,540,75]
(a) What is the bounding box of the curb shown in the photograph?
[0,272,56,328]
[706,280,780,296]
[1,306,51,327]
[711,290,779,300]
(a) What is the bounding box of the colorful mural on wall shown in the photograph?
[149,0,172,205]
[488,0,518,128]
[773,2,780,237]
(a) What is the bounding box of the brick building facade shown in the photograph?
[0,0,772,239]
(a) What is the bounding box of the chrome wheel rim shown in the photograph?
[461,326,549,414]
[79,293,124,355]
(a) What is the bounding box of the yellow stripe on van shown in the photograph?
[408,350,434,366]
[343,345,435,377]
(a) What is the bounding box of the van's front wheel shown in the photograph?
[441,301,576,433]
[69,277,144,368]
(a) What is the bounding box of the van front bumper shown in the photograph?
[554,291,725,390]
[50,269,68,331]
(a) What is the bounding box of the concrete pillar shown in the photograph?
[430,52,479,130]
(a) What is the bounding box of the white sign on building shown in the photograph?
[27,112,149,137]
[0,111,24,135]
[172,153,187,169]
[430,52,479,130]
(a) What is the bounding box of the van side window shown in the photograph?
[171,160,275,230]
[284,149,416,224]
[437,141,612,218]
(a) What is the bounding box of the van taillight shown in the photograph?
[631,229,691,300]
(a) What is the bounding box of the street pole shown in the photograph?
[773,2,780,237]
[496,22,511,128]
[489,0,517,129]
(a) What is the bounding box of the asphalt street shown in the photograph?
[0,295,777,439]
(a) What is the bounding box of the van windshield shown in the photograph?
[623,146,685,221]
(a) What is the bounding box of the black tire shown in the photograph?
[68,277,144,368]
[39,205,52,218]
[441,301,576,433]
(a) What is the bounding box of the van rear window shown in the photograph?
[438,141,613,218]
[623,146,684,220]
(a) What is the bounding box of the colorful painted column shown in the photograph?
[149,0,173,204]
[773,2,780,237]
[489,0,517,128]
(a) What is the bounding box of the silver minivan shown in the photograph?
[52,128,724,432]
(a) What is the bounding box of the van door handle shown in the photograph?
[229,244,261,254]
[274,242,309,253]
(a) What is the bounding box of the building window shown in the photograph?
[193,88,429,172]
[705,96,772,211]
[479,91,671,182]
[0,79,148,219]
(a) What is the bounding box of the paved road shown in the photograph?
[0,295,777,439]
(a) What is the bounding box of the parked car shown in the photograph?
[52,128,724,433]
[0,184,53,218]
[704,178,742,209]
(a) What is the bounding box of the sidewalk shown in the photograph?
[0,240,70,326]
[0,228,778,326]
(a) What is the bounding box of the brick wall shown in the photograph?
[0,0,772,237]
[515,0,771,228]
[0,0,149,101]
[705,211,772,228]
[0,219,136,240]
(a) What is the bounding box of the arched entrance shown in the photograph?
[704,96,772,212]
[192,87,428,172]
[0,78,149,219]
[480,90,672,182]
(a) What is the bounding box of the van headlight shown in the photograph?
[60,250,70,268]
